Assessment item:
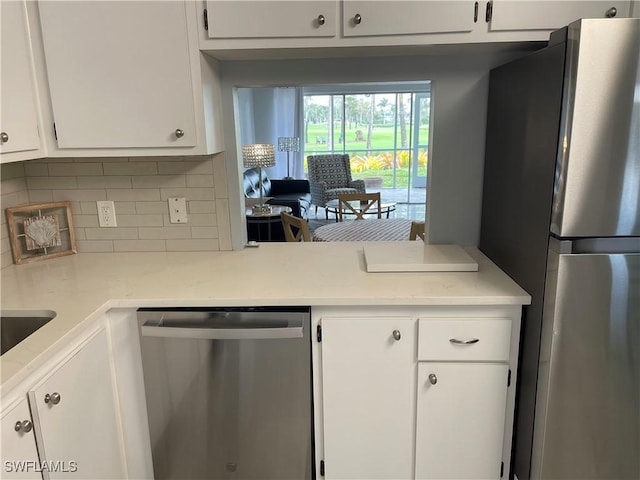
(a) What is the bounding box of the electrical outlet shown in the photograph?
[97,201,117,227]
[168,197,187,224]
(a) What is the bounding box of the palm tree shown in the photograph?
[366,94,375,154]
[377,97,389,124]
[304,100,328,144]
[398,93,408,148]
[345,96,359,129]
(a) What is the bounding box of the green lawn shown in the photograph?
[352,167,427,188]
[303,123,429,187]
[304,123,428,155]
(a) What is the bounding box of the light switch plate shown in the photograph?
[168,197,187,224]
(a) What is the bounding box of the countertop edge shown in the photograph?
[1,245,531,390]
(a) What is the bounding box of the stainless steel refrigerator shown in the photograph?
[480,18,639,480]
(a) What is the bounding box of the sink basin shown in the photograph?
[0,310,57,355]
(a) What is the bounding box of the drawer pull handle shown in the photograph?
[428,373,438,385]
[392,329,401,341]
[449,338,479,345]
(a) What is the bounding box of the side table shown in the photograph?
[245,205,292,242]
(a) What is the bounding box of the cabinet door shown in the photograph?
[321,317,415,479]
[415,362,509,479]
[490,1,630,31]
[38,1,196,149]
[206,1,337,38]
[343,1,476,37]
[0,399,41,480]
[0,1,41,157]
[29,329,125,480]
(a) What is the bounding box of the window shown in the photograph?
[303,82,430,205]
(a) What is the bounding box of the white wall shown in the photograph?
[217,48,537,249]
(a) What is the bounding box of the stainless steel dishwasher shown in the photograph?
[137,307,314,480]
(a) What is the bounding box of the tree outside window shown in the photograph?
[303,88,430,194]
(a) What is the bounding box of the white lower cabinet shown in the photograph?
[0,399,41,479]
[415,363,509,479]
[316,309,519,480]
[321,316,416,479]
[0,327,126,480]
[29,328,125,479]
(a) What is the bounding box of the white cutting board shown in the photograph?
[364,243,478,272]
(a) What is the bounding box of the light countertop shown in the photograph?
[1,242,530,387]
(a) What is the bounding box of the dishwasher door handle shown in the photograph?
[140,321,303,340]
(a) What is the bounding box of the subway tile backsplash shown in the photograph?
[1,153,231,269]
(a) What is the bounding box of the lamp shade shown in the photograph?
[277,137,300,153]
[242,144,276,168]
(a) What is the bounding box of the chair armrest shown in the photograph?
[270,179,311,195]
[309,181,329,205]
[309,181,328,194]
[349,179,367,193]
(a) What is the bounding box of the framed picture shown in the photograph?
[5,201,77,265]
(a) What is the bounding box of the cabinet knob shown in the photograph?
[354,13,362,25]
[317,14,325,26]
[0,132,8,144]
[44,392,61,405]
[392,329,401,341]
[428,373,438,385]
[175,129,185,138]
[605,7,617,17]
[14,420,33,433]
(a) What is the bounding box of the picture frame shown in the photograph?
[5,201,77,265]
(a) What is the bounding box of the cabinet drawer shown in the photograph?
[417,318,511,362]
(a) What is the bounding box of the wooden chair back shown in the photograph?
[337,192,381,221]
[281,212,312,242]
[409,221,426,241]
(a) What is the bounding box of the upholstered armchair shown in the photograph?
[307,154,366,218]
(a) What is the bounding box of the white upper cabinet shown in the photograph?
[0,1,44,162]
[489,1,631,31]
[205,1,337,38]
[342,1,477,37]
[37,1,198,150]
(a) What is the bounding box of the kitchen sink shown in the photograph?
[0,310,57,355]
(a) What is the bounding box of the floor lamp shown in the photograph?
[278,137,300,180]
[242,143,276,214]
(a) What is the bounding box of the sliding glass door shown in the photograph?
[411,92,429,189]
[303,83,430,209]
